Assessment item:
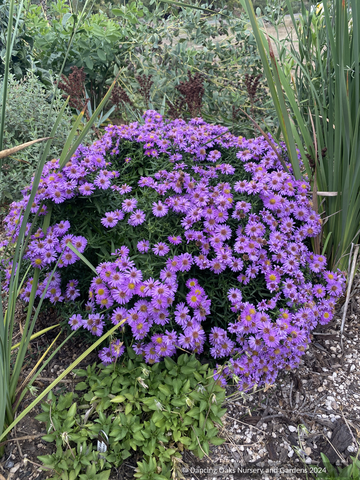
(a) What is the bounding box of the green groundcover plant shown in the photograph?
[0,110,345,394]
[36,351,226,480]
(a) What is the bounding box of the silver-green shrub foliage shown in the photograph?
[0,73,83,203]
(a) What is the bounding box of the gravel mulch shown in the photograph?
[181,277,360,480]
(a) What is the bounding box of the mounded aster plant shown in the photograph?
[1,111,345,391]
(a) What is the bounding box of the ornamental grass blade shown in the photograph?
[14,332,62,402]
[0,0,15,153]
[235,105,289,173]
[66,243,98,274]
[59,74,120,169]
[240,0,303,180]
[0,137,51,159]
[11,325,60,351]
[0,320,125,442]
[59,104,86,167]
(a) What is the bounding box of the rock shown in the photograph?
[10,463,21,474]
[4,460,14,469]
[322,420,353,464]
[288,425,297,432]
[266,438,278,461]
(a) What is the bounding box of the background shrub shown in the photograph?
[0,73,93,203]
[0,1,34,79]
[25,0,275,136]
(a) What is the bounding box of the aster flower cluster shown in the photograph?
[0,110,345,391]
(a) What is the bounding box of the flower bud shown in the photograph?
[137,377,148,389]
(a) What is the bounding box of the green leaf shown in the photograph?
[97,50,106,61]
[182,416,193,426]
[179,436,191,446]
[182,379,190,393]
[133,431,144,442]
[84,56,94,70]
[35,412,50,422]
[110,395,125,403]
[171,398,184,408]
[158,384,171,396]
[96,471,111,480]
[209,436,225,446]
[62,12,73,27]
[112,8,124,15]
[152,411,164,424]
[41,434,57,442]
[181,366,195,375]
[164,357,176,371]
[199,400,208,412]
[74,381,88,392]
[173,379,182,396]
[125,403,132,415]
[38,454,56,465]
[187,407,200,418]
[67,403,77,418]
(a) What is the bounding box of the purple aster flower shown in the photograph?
[210,258,226,274]
[144,344,160,364]
[98,347,113,364]
[209,327,227,345]
[122,197,138,212]
[94,175,111,190]
[159,268,176,283]
[68,314,83,331]
[177,253,193,272]
[83,313,105,336]
[79,182,95,196]
[168,235,182,245]
[137,240,150,253]
[313,284,326,298]
[228,287,242,303]
[128,209,146,226]
[111,307,128,325]
[66,280,80,300]
[152,201,168,217]
[53,220,70,237]
[101,212,118,228]
[152,242,170,256]
[107,340,124,360]
[118,184,132,194]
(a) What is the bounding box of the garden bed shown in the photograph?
[0,273,359,480]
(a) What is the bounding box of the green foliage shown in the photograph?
[310,452,360,479]
[36,352,226,480]
[0,0,34,79]
[126,4,274,135]
[25,0,275,136]
[0,0,122,452]
[242,0,360,270]
[0,73,85,203]
[25,0,129,108]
